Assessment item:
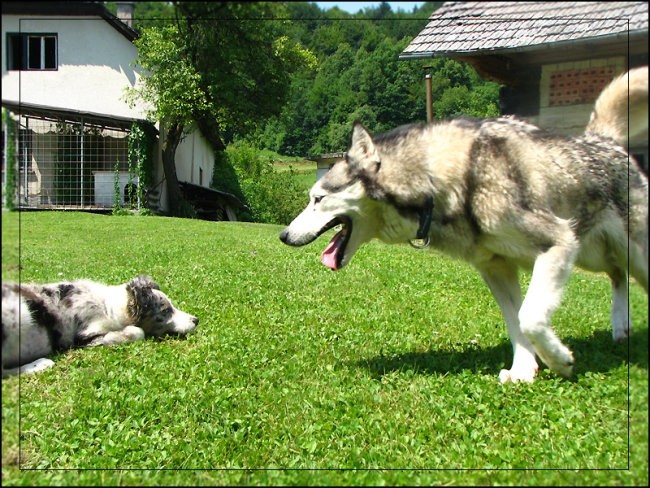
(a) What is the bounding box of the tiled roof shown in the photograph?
[1,1,138,42]
[401,1,648,58]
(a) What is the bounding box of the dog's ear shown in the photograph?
[132,275,160,290]
[347,120,381,174]
[126,276,159,321]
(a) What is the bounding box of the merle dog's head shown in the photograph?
[126,275,198,337]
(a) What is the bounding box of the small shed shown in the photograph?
[311,152,346,181]
[2,100,152,209]
[400,1,648,170]
[178,181,246,221]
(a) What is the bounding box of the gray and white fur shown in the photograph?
[280,66,648,383]
[2,275,198,377]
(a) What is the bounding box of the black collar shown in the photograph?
[416,196,433,240]
[409,196,433,249]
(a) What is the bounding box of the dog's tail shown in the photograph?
[585,66,648,147]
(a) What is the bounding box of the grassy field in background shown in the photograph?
[1,210,648,486]
[273,159,318,190]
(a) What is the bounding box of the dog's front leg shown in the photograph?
[2,358,56,377]
[477,257,538,383]
[101,326,146,346]
[518,233,577,378]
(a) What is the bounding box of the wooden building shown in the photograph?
[400,1,648,171]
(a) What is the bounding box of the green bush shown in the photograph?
[214,140,308,225]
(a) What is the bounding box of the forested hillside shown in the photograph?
[257,2,500,156]
[104,2,501,222]
[108,1,500,157]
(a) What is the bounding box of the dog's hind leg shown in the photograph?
[609,268,631,342]
[478,257,539,383]
[518,226,578,378]
[609,233,647,342]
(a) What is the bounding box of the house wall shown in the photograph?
[2,12,217,214]
[536,57,648,171]
[537,57,626,137]
[155,122,215,214]
[1,14,148,120]
[174,127,215,187]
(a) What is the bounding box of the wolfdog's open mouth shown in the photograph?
[319,217,352,271]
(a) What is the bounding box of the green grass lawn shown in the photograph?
[1,210,648,486]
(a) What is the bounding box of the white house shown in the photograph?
[1,1,239,218]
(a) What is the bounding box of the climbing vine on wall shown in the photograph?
[125,121,156,214]
[2,109,17,210]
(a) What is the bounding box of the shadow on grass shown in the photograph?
[355,328,648,380]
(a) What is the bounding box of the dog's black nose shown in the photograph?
[279,229,289,243]
[192,316,199,325]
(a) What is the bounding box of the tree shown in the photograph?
[125,2,314,217]
[246,2,501,157]
[125,24,209,216]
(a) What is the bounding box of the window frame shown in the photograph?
[6,32,58,71]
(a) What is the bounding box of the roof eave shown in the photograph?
[2,99,156,133]
[399,29,648,60]
[1,1,138,42]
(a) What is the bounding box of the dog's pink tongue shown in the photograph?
[321,233,342,271]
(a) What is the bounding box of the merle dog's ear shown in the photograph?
[126,276,159,320]
[131,275,160,290]
[348,120,381,174]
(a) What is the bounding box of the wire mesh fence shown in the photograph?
[11,113,138,209]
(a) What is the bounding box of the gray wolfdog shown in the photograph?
[280,66,648,383]
[2,275,198,377]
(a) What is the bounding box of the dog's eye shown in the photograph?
[155,308,171,323]
[314,195,324,204]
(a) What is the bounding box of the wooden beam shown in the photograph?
[456,55,522,86]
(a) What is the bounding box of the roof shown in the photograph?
[308,152,346,165]
[1,1,138,42]
[2,100,156,133]
[178,181,247,212]
[400,1,648,59]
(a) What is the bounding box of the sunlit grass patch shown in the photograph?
[1,210,647,486]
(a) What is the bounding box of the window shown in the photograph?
[7,33,57,71]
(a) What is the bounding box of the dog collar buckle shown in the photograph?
[409,236,430,249]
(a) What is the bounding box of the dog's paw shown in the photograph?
[527,333,575,379]
[501,350,539,383]
[499,368,536,383]
[612,323,631,342]
[21,358,55,375]
[540,348,574,378]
